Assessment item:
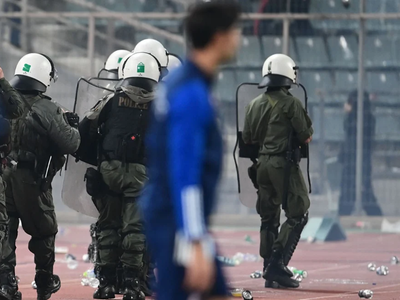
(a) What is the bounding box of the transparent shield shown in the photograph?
[73,77,119,116]
[234,83,264,208]
[62,77,117,218]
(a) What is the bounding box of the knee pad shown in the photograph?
[121,230,145,253]
[283,212,309,266]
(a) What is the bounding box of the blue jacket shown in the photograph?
[141,60,223,242]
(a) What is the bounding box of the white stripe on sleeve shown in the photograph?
[181,185,206,239]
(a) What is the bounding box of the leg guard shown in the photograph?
[97,225,120,269]
[282,212,309,266]
[260,221,279,271]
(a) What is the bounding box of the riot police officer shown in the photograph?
[242,54,313,288]
[83,52,161,300]
[0,66,25,300]
[0,53,81,300]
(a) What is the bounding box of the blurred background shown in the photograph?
[1,0,400,229]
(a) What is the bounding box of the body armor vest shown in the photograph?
[101,91,151,165]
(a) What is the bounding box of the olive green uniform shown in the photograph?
[0,78,24,259]
[242,88,313,264]
[95,161,147,270]
[1,91,80,273]
[86,86,153,292]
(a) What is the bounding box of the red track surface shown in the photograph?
[14,225,400,299]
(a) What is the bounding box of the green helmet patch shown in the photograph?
[118,57,123,63]
[22,63,31,73]
[137,62,145,73]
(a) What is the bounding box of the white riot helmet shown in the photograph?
[98,49,131,79]
[105,50,131,71]
[133,39,169,76]
[121,52,161,87]
[10,53,58,92]
[166,54,182,74]
[118,53,135,79]
[259,54,298,89]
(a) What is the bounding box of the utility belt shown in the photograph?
[8,150,54,192]
[14,150,47,173]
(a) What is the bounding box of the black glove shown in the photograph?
[64,112,79,128]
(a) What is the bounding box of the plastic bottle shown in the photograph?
[67,258,79,270]
[376,266,389,276]
[367,263,376,271]
[288,267,308,278]
[358,289,373,299]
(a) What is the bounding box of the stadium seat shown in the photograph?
[334,71,358,93]
[295,37,329,66]
[235,70,259,85]
[261,36,283,59]
[237,36,262,66]
[215,71,236,102]
[366,72,399,93]
[298,71,332,98]
[261,36,297,62]
[365,35,398,67]
[327,35,358,67]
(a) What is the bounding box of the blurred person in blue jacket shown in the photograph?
[140,1,242,299]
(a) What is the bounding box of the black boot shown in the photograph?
[0,271,21,300]
[93,267,116,299]
[122,268,145,300]
[263,250,299,288]
[35,270,61,300]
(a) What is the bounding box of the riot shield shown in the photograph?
[234,83,263,208]
[97,68,119,80]
[62,77,118,218]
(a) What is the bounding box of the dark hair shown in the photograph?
[184,0,241,50]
